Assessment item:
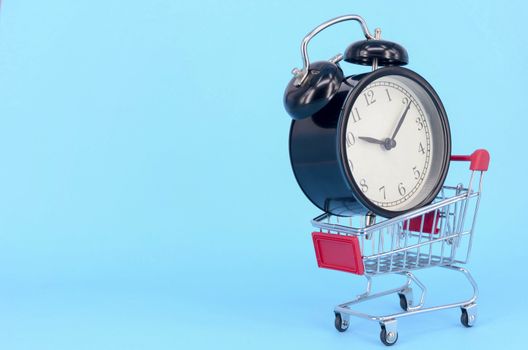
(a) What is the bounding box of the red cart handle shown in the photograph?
[450,149,490,171]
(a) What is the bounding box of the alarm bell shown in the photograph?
[284,60,344,120]
[283,15,409,120]
[344,39,408,66]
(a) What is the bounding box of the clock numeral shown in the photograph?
[413,166,421,180]
[379,186,386,200]
[398,182,406,196]
[363,90,376,106]
[416,117,424,131]
[346,132,356,147]
[360,178,368,193]
[418,142,425,154]
[385,88,392,102]
[402,97,409,105]
[347,159,354,172]
[351,107,361,123]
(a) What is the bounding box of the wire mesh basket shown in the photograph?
[309,150,490,345]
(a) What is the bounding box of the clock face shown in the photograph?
[343,75,449,213]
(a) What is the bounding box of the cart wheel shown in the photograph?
[380,325,398,346]
[334,313,349,332]
[397,288,413,311]
[460,310,470,327]
[460,304,477,327]
[460,307,475,327]
[398,293,408,311]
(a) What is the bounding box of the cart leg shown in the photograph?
[460,303,477,327]
[380,319,398,346]
[400,271,426,311]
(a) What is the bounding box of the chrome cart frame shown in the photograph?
[311,150,490,345]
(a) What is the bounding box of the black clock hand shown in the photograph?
[358,136,385,145]
[390,101,412,141]
[359,136,396,150]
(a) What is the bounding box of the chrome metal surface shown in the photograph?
[314,165,486,340]
[329,53,344,64]
[292,15,375,86]
[372,28,381,71]
[333,265,478,322]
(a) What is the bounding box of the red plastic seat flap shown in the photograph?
[312,232,364,275]
[403,210,440,234]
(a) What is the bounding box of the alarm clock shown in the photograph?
[284,15,451,218]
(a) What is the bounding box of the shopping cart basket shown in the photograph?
[311,149,490,345]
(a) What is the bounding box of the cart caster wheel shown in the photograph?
[380,325,398,346]
[398,293,408,311]
[398,288,413,311]
[460,304,477,327]
[334,313,349,332]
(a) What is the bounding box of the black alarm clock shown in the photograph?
[284,15,451,218]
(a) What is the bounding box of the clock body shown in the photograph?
[289,66,451,217]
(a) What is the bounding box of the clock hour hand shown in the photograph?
[359,136,396,150]
[358,136,385,145]
[390,101,412,141]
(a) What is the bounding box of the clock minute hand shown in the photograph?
[390,101,412,141]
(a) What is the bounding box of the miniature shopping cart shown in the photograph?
[311,150,490,346]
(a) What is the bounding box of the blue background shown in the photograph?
[0,0,526,348]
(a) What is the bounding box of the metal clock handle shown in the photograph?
[292,14,376,86]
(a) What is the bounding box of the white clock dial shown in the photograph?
[344,75,442,212]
